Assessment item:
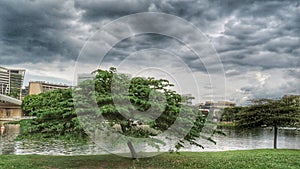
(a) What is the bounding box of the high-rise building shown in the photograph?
[0,66,25,100]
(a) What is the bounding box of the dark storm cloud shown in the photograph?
[0,0,299,102]
[1,0,298,69]
[211,1,300,77]
[103,34,207,72]
[75,0,300,75]
[74,0,229,30]
[74,0,151,21]
[0,0,83,64]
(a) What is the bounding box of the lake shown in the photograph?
[1,123,299,155]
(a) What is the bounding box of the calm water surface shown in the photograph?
[182,127,300,152]
[1,123,299,155]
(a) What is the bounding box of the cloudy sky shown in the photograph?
[0,0,299,105]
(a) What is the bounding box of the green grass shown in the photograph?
[0,149,299,169]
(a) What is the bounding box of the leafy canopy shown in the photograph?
[74,67,215,150]
[21,89,86,140]
[21,67,217,151]
[236,96,300,129]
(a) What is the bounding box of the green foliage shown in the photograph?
[221,107,244,122]
[236,97,300,129]
[74,67,213,151]
[22,94,42,116]
[21,89,87,140]
[21,67,216,151]
[8,90,20,99]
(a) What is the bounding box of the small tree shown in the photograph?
[236,96,300,149]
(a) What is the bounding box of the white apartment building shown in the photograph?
[0,66,25,100]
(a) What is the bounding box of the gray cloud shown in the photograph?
[0,0,84,64]
[0,0,299,104]
[75,0,151,21]
[103,34,207,72]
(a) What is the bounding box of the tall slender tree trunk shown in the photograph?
[127,141,137,159]
[273,125,278,149]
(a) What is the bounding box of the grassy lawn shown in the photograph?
[0,149,299,169]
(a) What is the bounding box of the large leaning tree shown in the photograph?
[235,95,300,149]
[74,67,217,159]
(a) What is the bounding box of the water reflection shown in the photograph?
[15,140,105,155]
[0,122,20,154]
[0,122,299,155]
[181,128,300,152]
[0,122,106,155]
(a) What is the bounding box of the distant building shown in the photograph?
[21,86,29,99]
[199,100,236,121]
[28,81,70,95]
[0,66,25,100]
[199,101,235,109]
[212,101,236,108]
[0,94,23,119]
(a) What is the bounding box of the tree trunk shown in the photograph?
[120,122,137,159]
[127,141,137,159]
[273,125,278,149]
